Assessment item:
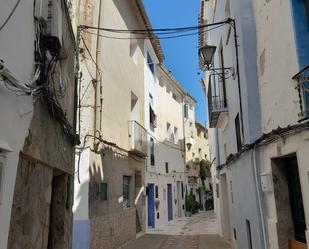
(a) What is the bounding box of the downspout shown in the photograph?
[230,19,245,143]
[94,0,103,145]
[252,145,268,249]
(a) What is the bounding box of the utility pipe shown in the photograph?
[252,145,268,249]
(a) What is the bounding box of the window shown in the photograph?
[99,183,107,201]
[181,182,184,199]
[174,127,178,144]
[246,219,253,249]
[165,162,169,173]
[184,104,188,118]
[147,52,155,74]
[155,185,158,198]
[149,94,157,129]
[150,138,155,166]
[235,114,242,152]
[123,176,131,208]
[166,122,172,141]
[172,92,177,101]
[216,183,220,198]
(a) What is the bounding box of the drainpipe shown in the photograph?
[94,0,103,146]
[230,19,245,143]
[252,145,268,249]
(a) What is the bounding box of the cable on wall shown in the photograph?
[0,0,22,32]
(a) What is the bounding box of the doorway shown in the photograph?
[147,183,155,228]
[272,154,307,249]
[167,184,173,221]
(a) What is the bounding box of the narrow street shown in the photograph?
[121,212,230,249]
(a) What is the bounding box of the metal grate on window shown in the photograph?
[123,176,131,208]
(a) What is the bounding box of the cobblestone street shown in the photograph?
[120,212,231,249]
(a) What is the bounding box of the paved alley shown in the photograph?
[120,212,231,249]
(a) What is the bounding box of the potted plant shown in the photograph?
[185,193,195,217]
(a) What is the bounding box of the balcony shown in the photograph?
[293,65,309,121]
[208,80,228,128]
[128,121,147,157]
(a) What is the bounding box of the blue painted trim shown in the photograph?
[73,220,90,249]
[291,0,309,69]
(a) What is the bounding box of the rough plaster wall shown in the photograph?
[227,152,264,249]
[90,207,136,249]
[7,157,53,249]
[253,0,300,133]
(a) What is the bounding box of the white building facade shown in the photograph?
[201,0,309,249]
[144,61,189,228]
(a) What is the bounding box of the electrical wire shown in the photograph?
[0,0,22,32]
[79,19,231,33]
[82,23,227,40]
[81,37,102,73]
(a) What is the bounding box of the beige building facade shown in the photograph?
[72,0,164,248]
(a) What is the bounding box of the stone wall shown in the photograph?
[7,154,72,249]
[90,208,136,249]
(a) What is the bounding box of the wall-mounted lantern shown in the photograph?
[199,44,234,79]
[198,45,217,70]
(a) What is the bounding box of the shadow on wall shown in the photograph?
[72,144,145,249]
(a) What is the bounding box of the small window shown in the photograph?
[235,114,242,152]
[150,138,155,166]
[157,212,160,219]
[147,52,155,74]
[123,176,131,208]
[165,162,169,173]
[216,183,219,198]
[174,127,178,144]
[181,182,184,199]
[155,185,158,198]
[234,228,237,240]
[166,122,172,141]
[184,104,188,118]
[99,183,108,201]
[172,92,177,101]
[230,180,233,203]
[246,219,253,249]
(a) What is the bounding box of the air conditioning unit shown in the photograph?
[34,0,49,21]
[46,0,63,46]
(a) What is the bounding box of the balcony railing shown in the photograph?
[293,65,309,121]
[208,79,228,128]
[128,121,147,157]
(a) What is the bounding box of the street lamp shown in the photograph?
[198,45,216,70]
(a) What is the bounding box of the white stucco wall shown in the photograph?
[0,0,35,247]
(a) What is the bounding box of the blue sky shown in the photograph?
[143,0,207,125]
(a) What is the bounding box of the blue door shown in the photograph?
[167,184,173,221]
[147,184,155,228]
